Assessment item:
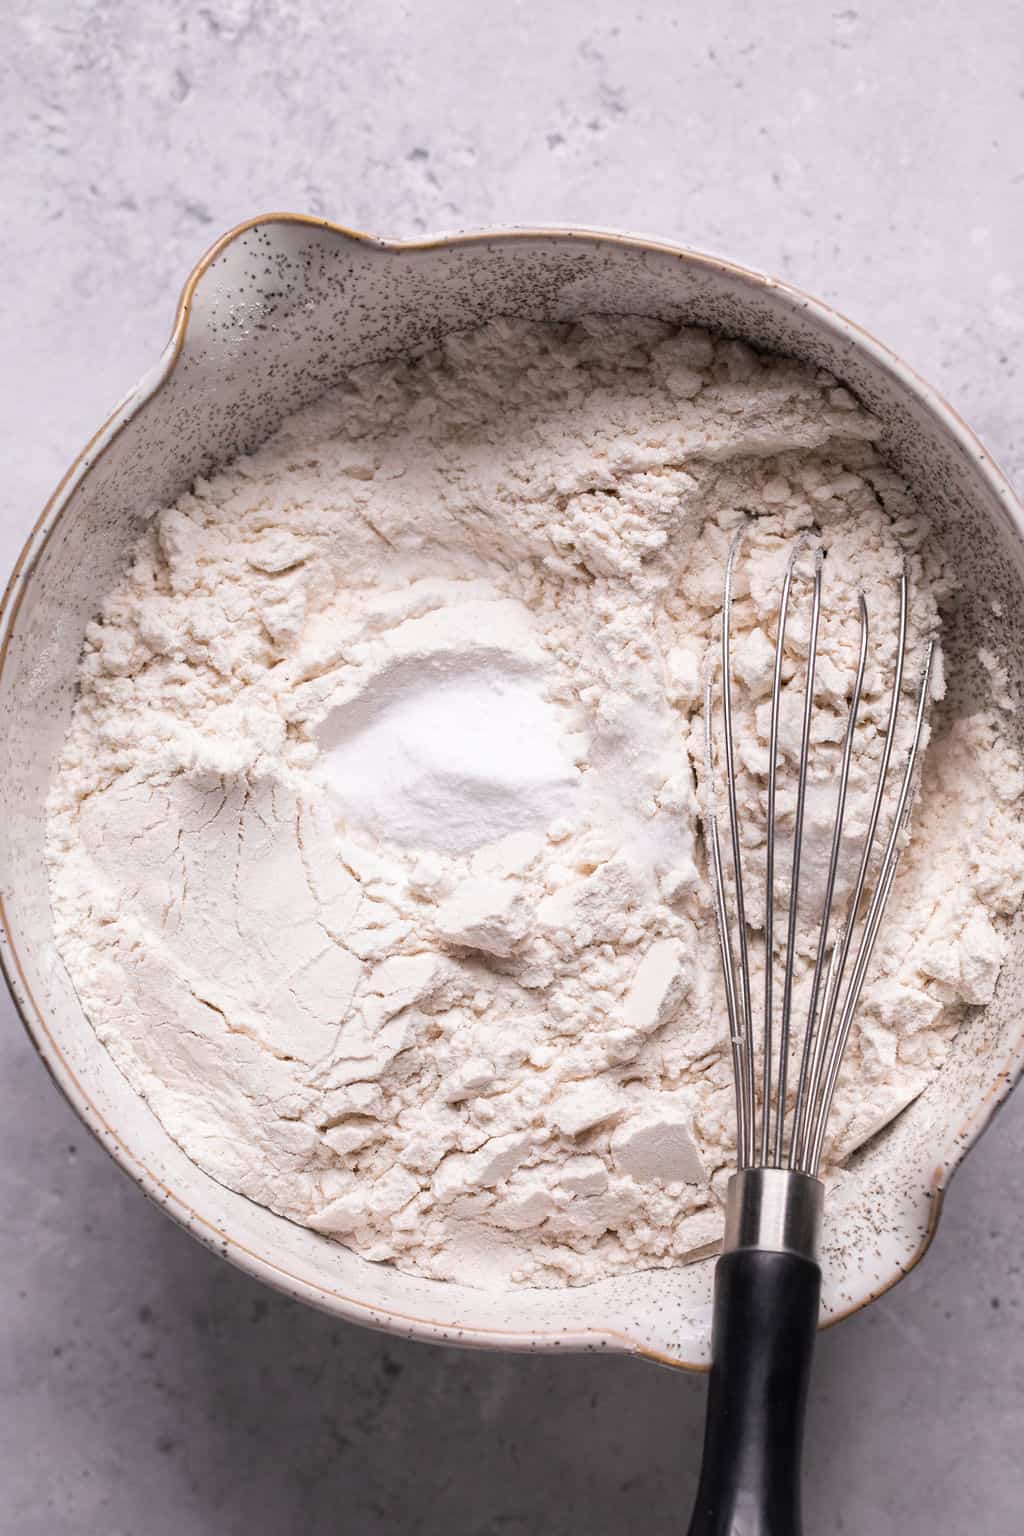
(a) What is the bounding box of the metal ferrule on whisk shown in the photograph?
[703,529,933,1184]
[722,1169,824,1263]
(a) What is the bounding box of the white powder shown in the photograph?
[46,316,1024,1289]
[315,599,581,852]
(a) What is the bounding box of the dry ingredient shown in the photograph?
[46,317,1024,1288]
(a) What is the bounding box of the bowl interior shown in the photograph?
[3,222,1024,1367]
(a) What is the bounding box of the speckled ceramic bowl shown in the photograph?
[3,216,1024,1369]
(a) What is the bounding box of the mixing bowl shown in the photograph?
[3,216,1023,1369]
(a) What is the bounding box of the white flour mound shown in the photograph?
[46,317,1024,1288]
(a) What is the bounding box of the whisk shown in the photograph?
[686,533,933,1536]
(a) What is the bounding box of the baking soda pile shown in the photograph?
[46,317,1024,1287]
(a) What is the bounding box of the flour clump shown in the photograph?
[46,316,1024,1289]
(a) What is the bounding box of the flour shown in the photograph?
[46,316,1024,1288]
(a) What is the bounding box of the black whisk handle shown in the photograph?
[686,1247,821,1536]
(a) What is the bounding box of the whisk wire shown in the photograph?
[788,593,868,1169]
[721,532,757,1166]
[705,546,929,1180]
[704,675,752,1169]
[791,570,909,1169]
[773,547,824,1166]
[761,543,799,1164]
[805,640,933,1173]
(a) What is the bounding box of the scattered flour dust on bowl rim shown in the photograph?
[2,213,1024,1367]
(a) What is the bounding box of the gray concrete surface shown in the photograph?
[2,2,1023,1531]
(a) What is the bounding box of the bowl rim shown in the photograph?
[3,212,1024,1367]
